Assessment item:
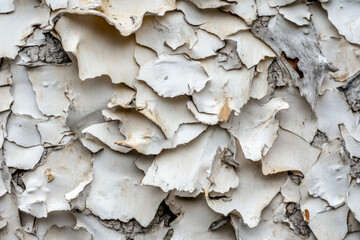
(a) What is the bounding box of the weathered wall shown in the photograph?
[0,0,360,239]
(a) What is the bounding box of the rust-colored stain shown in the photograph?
[219,99,231,122]
[281,52,304,78]
[303,209,310,222]
[44,168,54,183]
[331,72,348,82]
[95,6,105,13]
[204,188,209,197]
[115,141,132,149]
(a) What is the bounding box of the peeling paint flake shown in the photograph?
[137,54,210,98]
[1,0,360,238]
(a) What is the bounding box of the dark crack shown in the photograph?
[286,202,311,237]
[288,172,303,185]
[99,201,176,240]
[11,170,26,191]
[311,130,329,148]
[341,71,360,112]
[209,216,229,231]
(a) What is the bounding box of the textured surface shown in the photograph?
[0,1,359,239]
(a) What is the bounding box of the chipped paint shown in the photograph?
[0,1,359,239]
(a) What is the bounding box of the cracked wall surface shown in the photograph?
[0,0,360,239]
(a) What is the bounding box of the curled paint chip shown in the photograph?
[53,0,176,36]
[137,54,210,98]
[222,98,289,161]
[18,141,93,218]
[86,148,167,227]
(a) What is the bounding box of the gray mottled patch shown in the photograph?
[350,157,360,180]
[341,71,360,112]
[286,202,312,237]
[311,130,329,148]
[267,59,287,94]
[99,201,176,239]
[251,15,335,108]
[18,33,71,67]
